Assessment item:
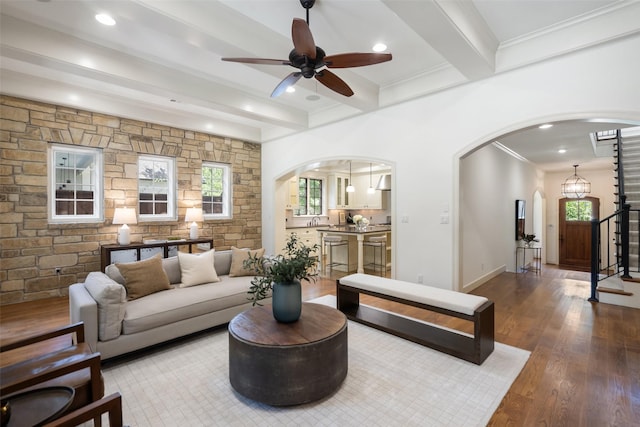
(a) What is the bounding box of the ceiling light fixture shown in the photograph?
[372,43,387,52]
[561,164,591,199]
[95,13,116,26]
[346,161,355,193]
[539,123,553,129]
[558,148,567,154]
[368,163,375,194]
[286,86,296,93]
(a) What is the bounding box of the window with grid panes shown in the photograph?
[295,177,322,216]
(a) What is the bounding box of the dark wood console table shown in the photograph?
[100,238,213,271]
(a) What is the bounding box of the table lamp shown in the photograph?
[185,207,204,239]
[113,207,137,245]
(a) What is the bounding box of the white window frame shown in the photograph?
[138,154,176,221]
[202,162,232,220]
[48,144,103,223]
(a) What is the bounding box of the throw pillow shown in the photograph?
[83,272,127,341]
[229,247,265,277]
[177,249,220,287]
[116,254,171,300]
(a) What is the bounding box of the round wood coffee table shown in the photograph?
[228,302,348,406]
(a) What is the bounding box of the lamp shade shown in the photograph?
[185,207,204,223]
[113,207,137,225]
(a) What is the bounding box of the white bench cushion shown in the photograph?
[339,273,488,316]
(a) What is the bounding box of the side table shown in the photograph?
[516,245,542,274]
[228,302,348,406]
[2,386,74,427]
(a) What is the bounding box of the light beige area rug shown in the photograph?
[100,295,530,426]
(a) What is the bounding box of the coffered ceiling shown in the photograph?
[1,0,639,169]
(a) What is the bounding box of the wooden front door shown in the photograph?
[559,197,599,271]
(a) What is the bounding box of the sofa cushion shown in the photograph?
[83,272,126,341]
[162,256,182,284]
[122,277,254,335]
[116,254,171,300]
[178,249,220,287]
[229,247,265,277]
[213,250,232,276]
[106,256,181,285]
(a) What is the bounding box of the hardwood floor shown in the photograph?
[1,266,638,426]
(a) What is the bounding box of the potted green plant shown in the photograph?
[520,233,539,247]
[243,233,320,323]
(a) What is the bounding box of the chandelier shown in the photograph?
[561,164,591,198]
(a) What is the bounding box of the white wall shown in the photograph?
[459,144,542,289]
[261,34,640,291]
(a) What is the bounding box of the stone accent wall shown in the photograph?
[0,96,262,305]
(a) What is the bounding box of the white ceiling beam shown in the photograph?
[0,15,308,131]
[496,1,640,72]
[382,0,498,80]
[0,69,263,142]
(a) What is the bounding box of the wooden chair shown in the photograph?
[44,392,124,427]
[0,322,105,424]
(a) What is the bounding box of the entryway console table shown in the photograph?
[516,245,542,274]
[100,238,213,271]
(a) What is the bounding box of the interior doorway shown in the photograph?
[559,197,599,271]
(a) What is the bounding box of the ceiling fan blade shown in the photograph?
[222,57,291,66]
[315,69,354,97]
[271,72,303,98]
[324,53,392,68]
[292,18,316,59]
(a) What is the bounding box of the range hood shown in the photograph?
[375,174,391,191]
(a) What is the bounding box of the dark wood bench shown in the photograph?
[337,274,494,365]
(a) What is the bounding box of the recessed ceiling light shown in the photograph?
[372,43,387,52]
[558,149,567,154]
[205,123,214,130]
[306,95,320,101]
[69,94,79,102]
[286,86,295,93]
[95,14,116,26]
[539,123,553,129]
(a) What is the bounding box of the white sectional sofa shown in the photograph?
[69,248,268,360]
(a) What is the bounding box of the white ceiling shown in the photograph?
[2,0,639,171]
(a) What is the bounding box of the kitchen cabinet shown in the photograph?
[350,174,382,209]
[285,227,320,256]
[328,174,353,209]
[285,176,299,209]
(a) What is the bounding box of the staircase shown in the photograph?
[594,128,640,309]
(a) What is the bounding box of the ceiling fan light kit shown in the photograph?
[222,0,392,98]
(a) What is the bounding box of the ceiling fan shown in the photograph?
[221,0,392,98]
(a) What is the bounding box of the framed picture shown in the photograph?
[515,200,525,240]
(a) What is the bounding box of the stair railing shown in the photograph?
[591,129,638,301]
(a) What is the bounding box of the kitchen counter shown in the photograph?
[317,226,391,274]
[316,225,391,234]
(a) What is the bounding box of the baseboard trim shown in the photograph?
[463,265,506,293]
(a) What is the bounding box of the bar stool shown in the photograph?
[324,235,349,273]
[364,235,387,276]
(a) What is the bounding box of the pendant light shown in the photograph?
[346,161,355,193]
[561,164,591,198]
[367,163,375,194]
